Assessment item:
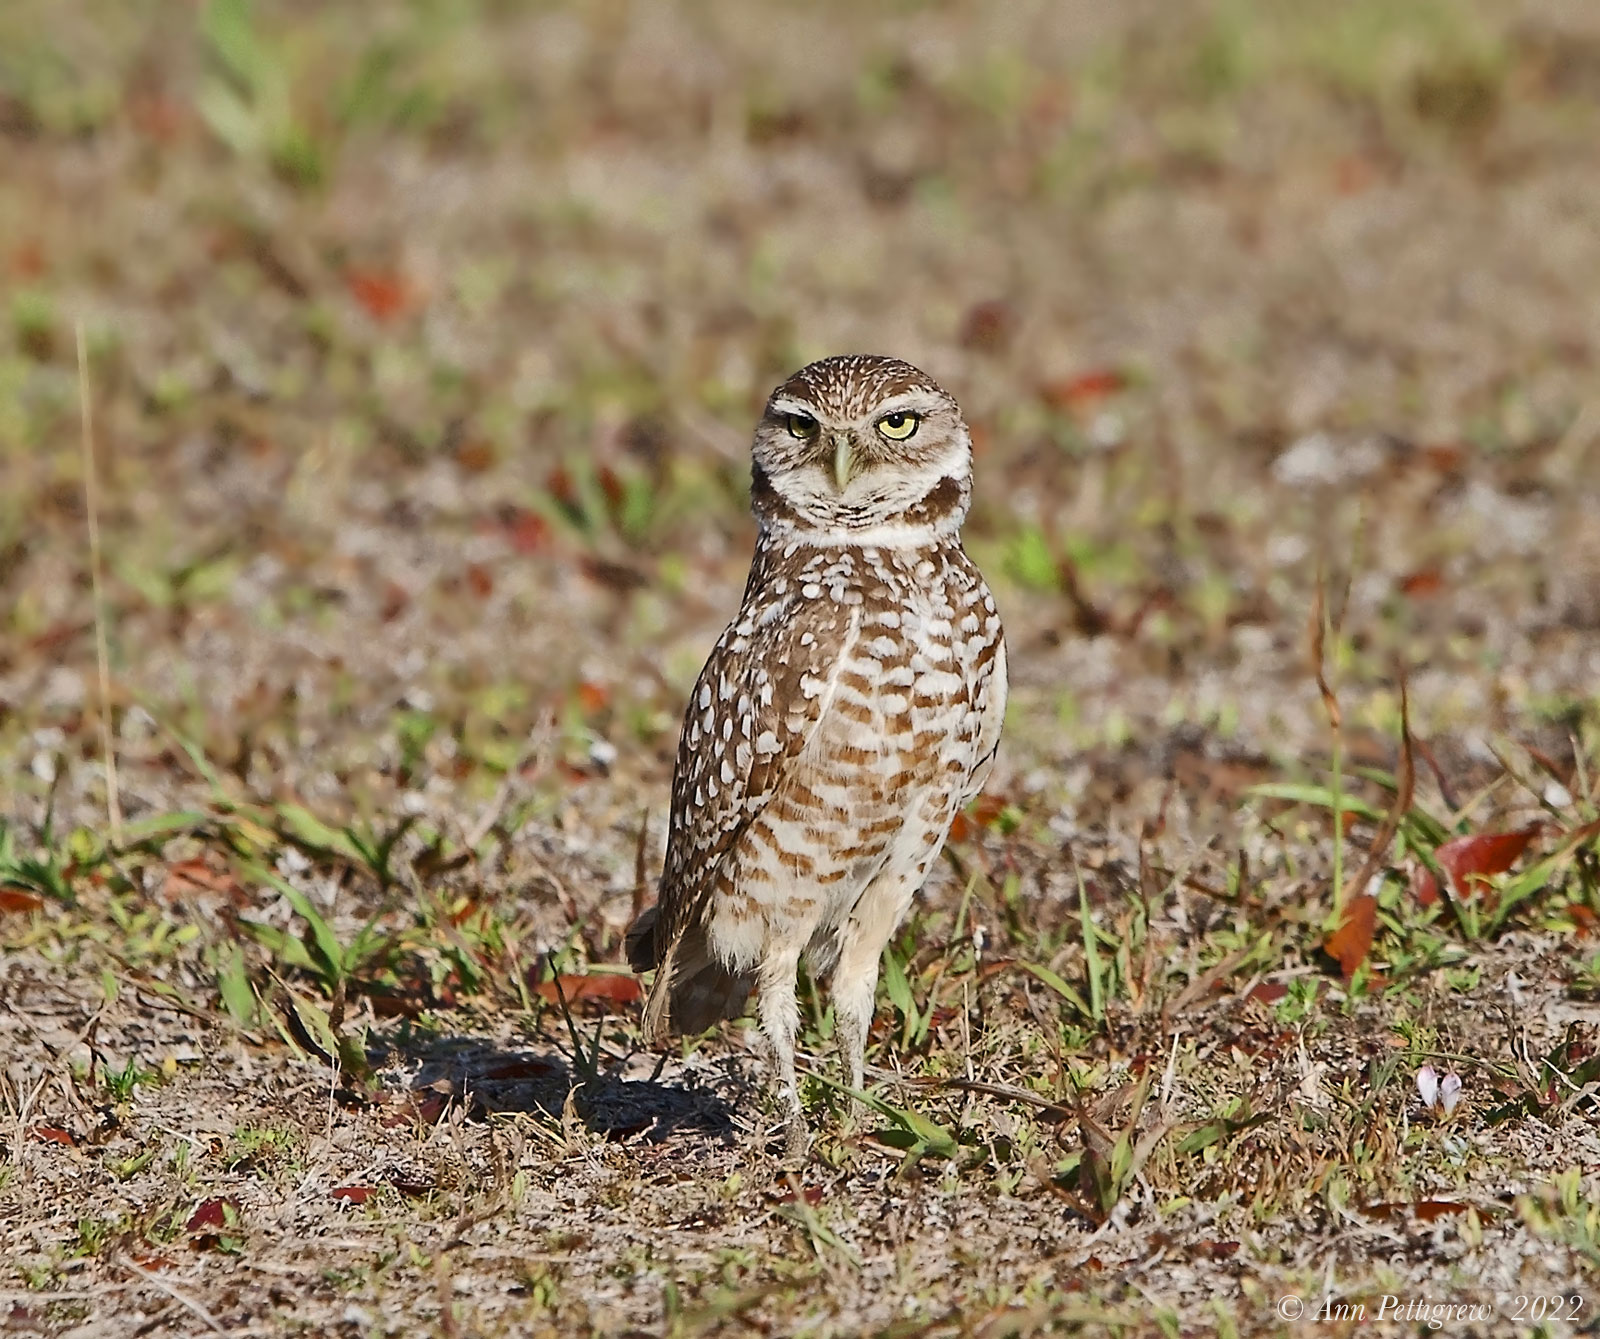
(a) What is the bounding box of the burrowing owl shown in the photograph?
[627,354,1006,1156]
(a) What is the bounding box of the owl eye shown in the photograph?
[876,411,921,441]
[785,413,818,440]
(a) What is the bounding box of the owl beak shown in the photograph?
[831,434,858,492]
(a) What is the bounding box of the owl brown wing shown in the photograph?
[636,588,860,972]
[961,633,1008,806]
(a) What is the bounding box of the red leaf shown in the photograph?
[345,268,412,322]
[1414,1200,1471,1222]
[185,1197,240,1233]
[950,793,1006,842]
[1333,154,1376,196]
[1420,442,1466,473]
[464,563,494,599]
[127,91,185,142]
[1435,828,1539,898]
[1410,863,1439,907]
[1198,1240,1240,1259]
[1041,369,1126,413]
[958,299,1017,354]
[331,1185,375,1204]
[1361,1200,1470,1222]
[483,1058,558,1081]
[769,1183,824,1206]
[454,440,496,473]
[10,240,47,278]
[1245,982,1288,1005]
[31,1125,76,1146]
[547,466,578,509]
[531,972,642,1007]
[1323,893,1377,980]
[1400,568,1444,598]
[0,888,45,914]
[505,508,549,554]
[597,465,626,510]
[969,794,1008,826]
[380,1090,454,1129]
[380,581,410,622]
[576,680,610,715]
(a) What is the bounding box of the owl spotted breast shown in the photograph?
[627,354,1006,1157]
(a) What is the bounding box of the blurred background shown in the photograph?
[4,0,1600,869]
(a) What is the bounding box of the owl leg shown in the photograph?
[832,880,918,1101]
[834,972,875,1097]
[756,944,807,1159]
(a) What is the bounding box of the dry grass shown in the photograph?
[3,1,1600,1334]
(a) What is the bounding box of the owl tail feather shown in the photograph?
[629,912,752,1043]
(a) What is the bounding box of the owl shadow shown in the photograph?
[374,1033,736,1144]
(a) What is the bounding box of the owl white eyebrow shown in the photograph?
[769,398,820,419]
[865,392,945,421]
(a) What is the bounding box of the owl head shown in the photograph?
[748,354,973,544]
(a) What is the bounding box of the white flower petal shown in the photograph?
[1439,1072,1463,1115]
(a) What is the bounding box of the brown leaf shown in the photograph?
[31,1125,76,1146]
[159,857,238,903]
[1323,893,1378,980]
[1435,828,1539,897]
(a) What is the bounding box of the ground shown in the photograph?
[3,1,1600,1335]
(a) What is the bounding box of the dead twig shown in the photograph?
[114,1255,231,1335]
[77,320,121,845]
[464,714,554,852]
